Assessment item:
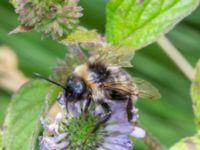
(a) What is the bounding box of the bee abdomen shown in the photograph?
[106,89,129,101]
[88,62,110,82]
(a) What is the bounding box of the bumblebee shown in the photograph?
[35,56,160,133]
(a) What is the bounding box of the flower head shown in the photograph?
[15,0,83,39]
[39,92,145,150]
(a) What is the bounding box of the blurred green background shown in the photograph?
[0,0,200,149]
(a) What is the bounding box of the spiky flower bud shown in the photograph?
[14,0,83,39]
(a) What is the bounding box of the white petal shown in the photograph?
[55,113,63,123]
[130,127,146,138]
[131,107,138,113]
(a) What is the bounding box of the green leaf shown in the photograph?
[170,135,200,150]
[0,130,2,150]
[191,60,200,131]
[9,0,17,8]
[3,79,61,150]
[106,0,199,50]
[60,27,99,44]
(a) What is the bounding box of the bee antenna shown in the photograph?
[33,72,66,90]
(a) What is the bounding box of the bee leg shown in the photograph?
[91,102,111,133]
[65,100,69,113]
[127,98,133,121]
[82,102,111,144]
[84,97,92,113]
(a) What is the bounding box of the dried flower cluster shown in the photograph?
[39,93,145,150]
[15,0,83,39]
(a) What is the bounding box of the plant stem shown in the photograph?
[157,36,195,81]
[144,131,166,150]
[137,123,165,150]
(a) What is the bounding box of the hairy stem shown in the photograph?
[157,36,195,81]
[137,123,165,150]
[144,131,166,150]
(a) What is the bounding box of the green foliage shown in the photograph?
[0,130,2,150]
[61,27,99,44]
[106,0,199,50]
[0,92,10,125]
[191,60,200,131]
[3,80,60,150]
[170,135,200,150]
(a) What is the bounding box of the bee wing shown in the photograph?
[99,45,135,67]
[81,42,135,67]
[133,77,161,100]
[103,80,138,97]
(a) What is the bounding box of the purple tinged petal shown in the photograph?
[74,101,81,113]
[39,136,48,150]
[40,136,69,150]
[96,148,105,150]
[57,92,66,106]
[104,123,133,134]
[130,127,146,138]
[102,142,131,150]
[53,133,68,143]
[68,102,80,118]
[131,114,139,123]
[131,107,138,113]
[104,99,129,123]
[95,105,104,116]
[103,136,132,147]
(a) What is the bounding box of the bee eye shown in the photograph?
[66,75,86,99]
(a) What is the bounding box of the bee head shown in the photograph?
[65,75,86,101]
[33,73,86,104]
